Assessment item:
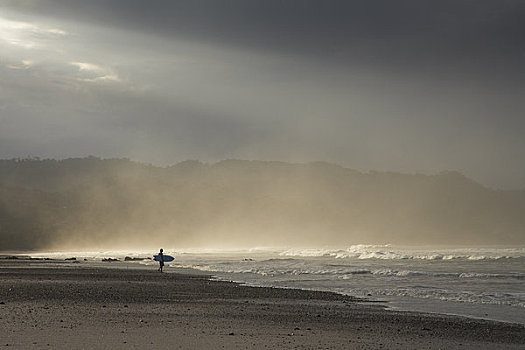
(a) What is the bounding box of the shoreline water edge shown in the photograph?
[12,245,525,325]
[1,256,525,349]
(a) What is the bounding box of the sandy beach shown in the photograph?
[1,259,524,349]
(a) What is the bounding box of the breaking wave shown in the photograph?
[185,263,525,280]
[279,245,525,260]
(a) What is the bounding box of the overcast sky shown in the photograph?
[1,0,524,189]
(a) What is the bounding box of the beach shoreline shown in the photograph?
[1,259,524,349]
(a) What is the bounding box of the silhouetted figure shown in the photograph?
[158,248,164,273]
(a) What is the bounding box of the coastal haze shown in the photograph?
[1,158,525,251]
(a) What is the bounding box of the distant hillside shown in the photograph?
[1,157,524,250]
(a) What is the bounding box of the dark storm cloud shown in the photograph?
[8,0,525,79]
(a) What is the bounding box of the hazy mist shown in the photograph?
[1,158,524,251]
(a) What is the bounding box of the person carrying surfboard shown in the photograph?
[153,250,175,271]
[157,248,164,272]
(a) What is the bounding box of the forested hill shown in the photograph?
[1,157,524,250]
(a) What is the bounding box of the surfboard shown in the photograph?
[153,254,174,262]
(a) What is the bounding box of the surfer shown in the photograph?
[157,248,164,273]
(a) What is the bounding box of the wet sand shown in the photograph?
[1,259,524,349]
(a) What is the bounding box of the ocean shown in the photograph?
[31,245,525,325]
